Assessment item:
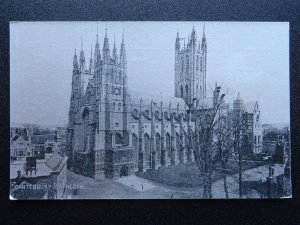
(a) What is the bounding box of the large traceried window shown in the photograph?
[132,134,138,165]
[186,56,189,73]
[115,132,123,145]
[111,70,114,83]
[185,84,189,99]
[180,85,183,98]
[176,133,180,158]
[200,58,203,71]
[144,133,150,160]
[165,133,171,157]
[119,72,122,84]
[82,108,89,152]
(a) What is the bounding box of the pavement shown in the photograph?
[211,164,285,199]
[65,164,285,199]
[115,175,157,192]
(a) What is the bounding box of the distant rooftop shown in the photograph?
[10,153,68,180]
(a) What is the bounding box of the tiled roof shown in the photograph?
[11,135,20,142]
[31,135,45,144]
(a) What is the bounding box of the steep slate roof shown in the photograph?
[11,135,20,142]
[11,135,27,144]
[31,135,45,144]
[45,153,67,172]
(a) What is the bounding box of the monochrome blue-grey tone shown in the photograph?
[10,22,291,199]
[11,22,289,126]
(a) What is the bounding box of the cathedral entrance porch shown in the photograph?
[120,165,129,177]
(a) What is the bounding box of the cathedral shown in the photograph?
[65,26,262,180]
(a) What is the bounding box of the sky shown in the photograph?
[10,22,290,126]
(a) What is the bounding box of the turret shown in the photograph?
[113,34,118,64]
[94,27,101,67]
[201,24,207,52]
[201,23,207,98]
[79,39,86,72]
[175,31,180,51]
[89,45,93,73]
[120,29,127,66]
[73,48,79,72]
[103,28,110,64]
[190,26,196,49]
[233,92,244,113]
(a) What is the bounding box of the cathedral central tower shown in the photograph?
[174,26,207,104]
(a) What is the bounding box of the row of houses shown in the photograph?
[10,126,67,161]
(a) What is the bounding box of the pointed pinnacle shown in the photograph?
[96,24,99,42]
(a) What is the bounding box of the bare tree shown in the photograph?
[187,85,227,199]
[231,106,253,198]
[213,106,234,198]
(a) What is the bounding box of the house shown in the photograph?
[10,153,68,200]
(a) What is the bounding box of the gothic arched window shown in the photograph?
[181,57,184,72]
[155,133,161,162]
[155,133,161,151]
[118,102,122,111]
[185,84,189,99]
[111,70,114,82]
[119,72,122,83]
[200,86,202,97]
[186,56,189,73]
[144,133,150,159]
[82,108,89,152]
[132,134,138,164]
[180,85,183,98]
[196,55,199,71]
[166,133,171,157]
[176,133,180,158]
[116,132,123,145]
[200,58,203,71]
